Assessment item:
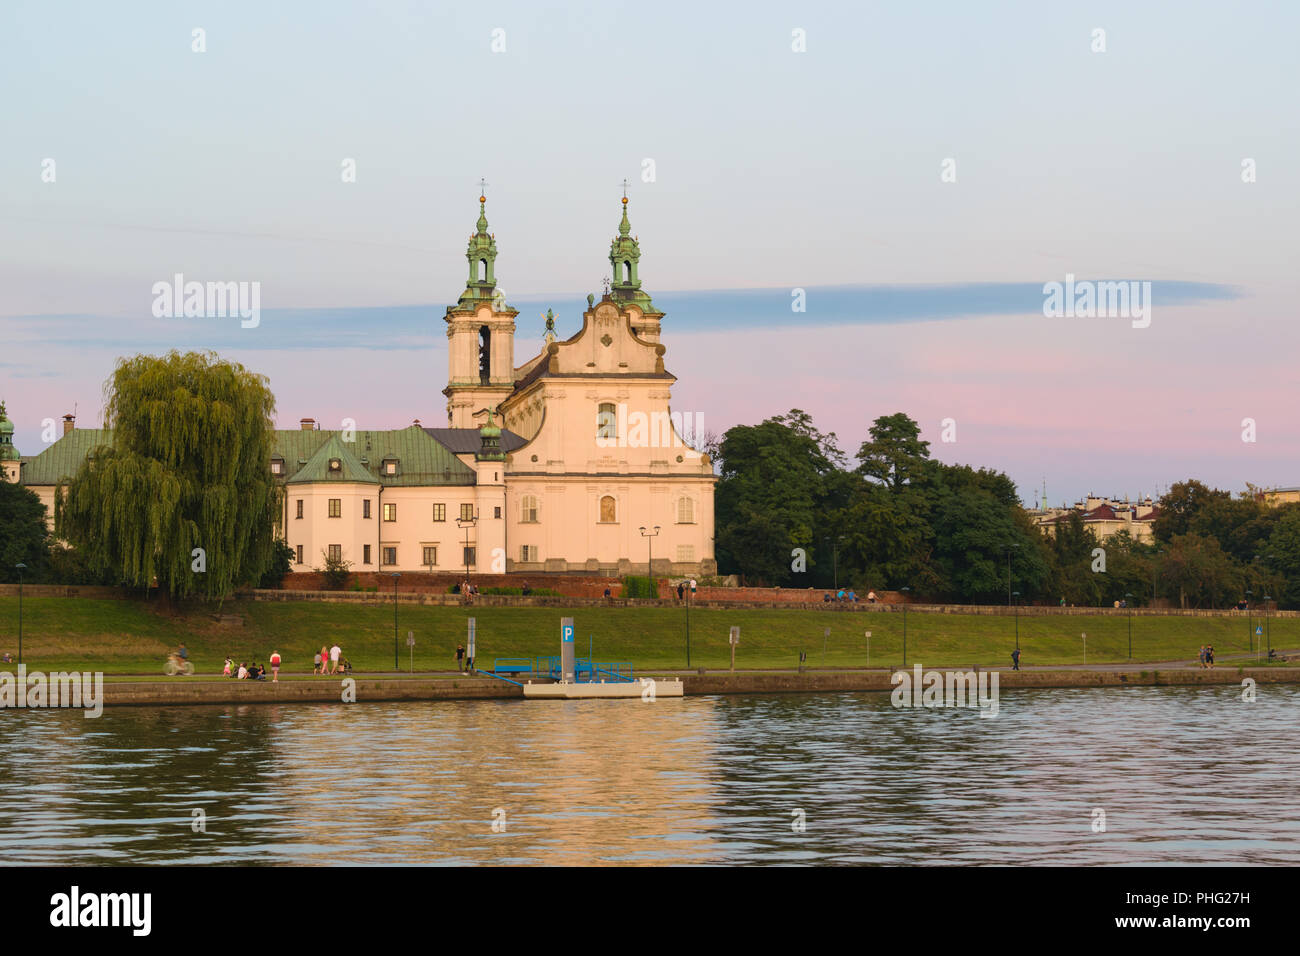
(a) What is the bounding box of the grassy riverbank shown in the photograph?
[0,596,1293,674]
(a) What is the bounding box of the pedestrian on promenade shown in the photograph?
[1011,647,1021,671]
[320,646,329,676]
[456,644,465,672]
[1198,645,1206,668]
[1207,645,1215,668]
[270,650,282,683]
[223,657,233,677]
[329,643,341,675]
[313,651,322,674]
[677,582,685,603]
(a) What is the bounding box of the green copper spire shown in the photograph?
[476,407,506,461]
[608,194,658,314]
[449,187,507,313]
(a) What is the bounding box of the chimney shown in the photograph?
[63,413,75,436]
[300,418,316,431]
[413,418,422,428]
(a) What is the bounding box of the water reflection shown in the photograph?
[0,686,1296,865]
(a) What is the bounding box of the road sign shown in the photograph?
[467,618,476,660]
[1256,626,1263,635]
[561,617,575,681]
[729,626,740,645]
[406,631,415,648]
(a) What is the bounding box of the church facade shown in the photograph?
[2,195,717,579]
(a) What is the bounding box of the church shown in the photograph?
[2,193,718,579]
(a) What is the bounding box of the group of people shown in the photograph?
[823,589,861,603]
[1198,645,1216,668]
[223,651,281,682]
[314,644,347,675]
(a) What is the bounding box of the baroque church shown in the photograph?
[2,194,717,578]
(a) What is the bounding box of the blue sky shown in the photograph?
[1,0,1297,504]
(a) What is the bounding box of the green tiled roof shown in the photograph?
[21,425,476,488]
[284,434,378,485]
[18,429,111,485]
[275,425,477,486]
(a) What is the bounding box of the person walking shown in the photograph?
[329,643,342,675]
[1011,647,1021,671]
[1207,645,1215,668]
[320,645,329,677]
[270,650,282,683]
[222,657,233,677]
[455,643,465,672]
[676,582,685,603]
[1197,645,1206,669]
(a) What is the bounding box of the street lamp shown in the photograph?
[824,535,845,590]
[15,563,26,665]
[1125,592,1134,659]
[390,571,401,670]
[1006,545,1019,606]
[457,510,478,594]
[1245,589,1253,653]
[1012,590,1020,651]
[638,525,660,588]
[1264,595,1272,655]
[1151,550,1163,607]
[900,586,911,666]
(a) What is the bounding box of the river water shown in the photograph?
[1,685,1295,865]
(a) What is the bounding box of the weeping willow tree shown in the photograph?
[56,351,281,603]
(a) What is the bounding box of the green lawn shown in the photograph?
[0,597,1292,674]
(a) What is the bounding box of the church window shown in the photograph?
[597,403,617,440]
[479,326,491,383]
[479,258,488,281]
[599,495,617,523]
[521,495,539,523]
[677,497,694,524]
[623,260,632,282]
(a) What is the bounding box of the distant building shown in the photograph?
[1034,494,1160,544]
[1,193,718,578]
[1259,486,1300,507]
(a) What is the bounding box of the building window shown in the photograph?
[432,503,446,522]
[676,545,695,563]
[363,544,371,565]
[383,460,397,475]
[271,459,283,475]
[494,506,501,519]
[599,495,617,523]
[382,547,397,566]
[597,402,617,440]
[329,498,341,518]
[521,545,538,563]
[295,544,303,564]
[521,495,538,523]
[363,499,371,519]
[383,503,397,522]
[462,546,476,568]
[295,500,303,519]
[328,544,342,563]
[423,546,437,567]
[460,503,475,522]
[677,497,694,524]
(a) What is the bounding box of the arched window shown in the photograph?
[677,497,694,524]
[623,260,632,282]
[599,495,617,523]
[479,258,488,281]
[478,325,491,383]
[597,402,617,441]
[521,495,539,523]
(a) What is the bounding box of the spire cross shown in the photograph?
[477,177,489,198]
[619,178,630,199]
[602,276,611,294]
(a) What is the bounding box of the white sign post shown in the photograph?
[407,630,415,673]
[467,618,477,674]
[865,631,872,668]
[1082,632,1086,666]
[729,626,739,672]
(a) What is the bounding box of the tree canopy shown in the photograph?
[56,351,281,601]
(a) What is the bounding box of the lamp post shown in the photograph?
[15,563,26,666]
[457,511,478,594]
[1006,545,1019,606]
[1012,590,1020,651]
[390,572,401,670]
[824,535,845,590]
[1264,595,1272,654]
[1125,592,1134,659]
[1245,589,1253,653]
[638,525,660,588]
[900,586,911,666]
[1151,550,1163,607]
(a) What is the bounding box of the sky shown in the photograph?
[1,0,1297,506]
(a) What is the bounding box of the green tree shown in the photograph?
[258,540,295,589]
[0,481,50,583]
[56,351,280,602]
[1152,480,1229,542]
[856,412,930,492]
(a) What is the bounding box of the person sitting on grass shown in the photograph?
[236,662,249,680]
